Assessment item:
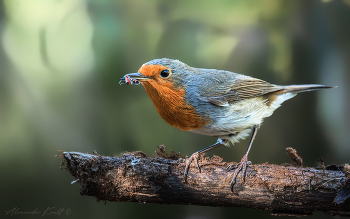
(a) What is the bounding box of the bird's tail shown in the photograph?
[283,84,334,94]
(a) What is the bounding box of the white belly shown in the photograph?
[190,93,296,144]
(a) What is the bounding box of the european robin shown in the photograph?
[120,58,333,191]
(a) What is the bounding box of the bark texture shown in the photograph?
[60,146,350,217]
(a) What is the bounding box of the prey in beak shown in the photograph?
[119,73,150,85]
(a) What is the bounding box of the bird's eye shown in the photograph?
[160,69,170,78]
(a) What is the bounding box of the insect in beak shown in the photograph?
[119,73,150,85]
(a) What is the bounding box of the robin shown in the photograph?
[120,58,333,191]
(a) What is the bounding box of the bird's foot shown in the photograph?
[226,154,251,191]
[184,152,201,183]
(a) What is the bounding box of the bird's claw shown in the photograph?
[184,152,201,183]
[226,159,251,172]
[226,154,250,191]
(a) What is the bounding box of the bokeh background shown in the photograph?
[1,0,349,218]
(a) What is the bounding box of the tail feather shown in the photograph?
[283,84,335,94]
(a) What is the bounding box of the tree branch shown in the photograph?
[59,146,350,217]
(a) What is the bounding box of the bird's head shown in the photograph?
[123,58,191,90]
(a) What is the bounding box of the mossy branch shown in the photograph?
[59,146,350,217]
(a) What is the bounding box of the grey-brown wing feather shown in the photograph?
[208,77,285,106]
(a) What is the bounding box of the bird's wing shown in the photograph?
[207,76,285,106]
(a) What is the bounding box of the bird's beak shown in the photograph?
[126,72,151,81]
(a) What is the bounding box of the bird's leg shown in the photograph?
[226,125,259,191]
[184,139,228,183]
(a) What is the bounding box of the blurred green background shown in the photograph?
[1,0,349,218]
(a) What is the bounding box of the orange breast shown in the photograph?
[141,80,208,131]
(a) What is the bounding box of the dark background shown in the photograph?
[1,0,349,218]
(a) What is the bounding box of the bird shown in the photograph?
[120,58,333,191]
